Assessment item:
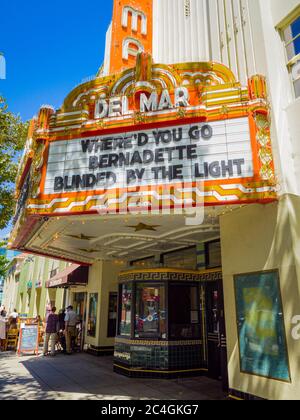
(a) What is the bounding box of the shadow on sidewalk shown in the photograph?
[1,353,225,400]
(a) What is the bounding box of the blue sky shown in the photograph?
[0,0,113,238]
[0,0,113,121]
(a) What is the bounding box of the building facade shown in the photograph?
[2,254,67,317]
[0,280,3,306]
[0,242,20,306]
[8,0,300,400]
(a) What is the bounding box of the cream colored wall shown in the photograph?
[38,258,49,318]
[98,261,120,347]
[83,260,122,348]
[29,257,45,317]
[2,272,17,313]
[220,198,300,400]
[3,257,27,314]
[271,0,299,25]
[153,0,270,85]
[8,256,68,319]
[84,261,102,347]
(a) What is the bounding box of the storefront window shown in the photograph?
[73,292,86,322]
[135,284,166,339]
[163,247,197,270]
[169,284,201,339]
[119,284,132,336]
[87,293,98,337]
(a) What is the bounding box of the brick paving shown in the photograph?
[0,352,225,400]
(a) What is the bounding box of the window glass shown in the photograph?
[282,14,300,98]
[130,257,156,269]
[294,75,300,98]
[73,292,86,322]
[87,293,98,337]
[135,284,166,339]
[291,59,300,93]
[119,284,132,336]
[291,16,300,54]
[169,284,201,339]
[206,241,222,269]
[163,247,197,270]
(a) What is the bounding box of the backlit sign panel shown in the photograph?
[45,118,253,195]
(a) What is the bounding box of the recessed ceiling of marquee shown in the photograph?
[25,209,225,264]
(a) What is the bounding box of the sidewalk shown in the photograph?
[0,352,225,400]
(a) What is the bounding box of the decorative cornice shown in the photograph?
[118,268,222,283]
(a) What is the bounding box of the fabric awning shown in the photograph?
[46,264,89,288]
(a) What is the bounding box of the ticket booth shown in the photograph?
[114,268,228,388]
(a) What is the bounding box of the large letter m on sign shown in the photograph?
[0,52,6,80]
[122,6,147,35]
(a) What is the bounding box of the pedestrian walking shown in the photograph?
[64,306,77,355]
[43,307,59,356]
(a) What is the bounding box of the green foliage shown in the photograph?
[0,96,28,230]
[0,254,9,279]
[0,241,9,279]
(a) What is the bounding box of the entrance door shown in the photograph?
[73,292,87,350]
[205,278,228,391]
[107,292,118,338]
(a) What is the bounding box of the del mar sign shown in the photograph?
[95,87,190,119]
[45,117,253,195]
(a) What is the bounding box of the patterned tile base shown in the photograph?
[114,339,206,378]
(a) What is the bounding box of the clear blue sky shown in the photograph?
[0,0,113,238]
[0,0,113,121]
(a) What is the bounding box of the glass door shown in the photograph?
[205,279,228,391]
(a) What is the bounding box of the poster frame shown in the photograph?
[234,269,291,383]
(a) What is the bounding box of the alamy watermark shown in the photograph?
[0,52,6,79]
[291,316,300,340]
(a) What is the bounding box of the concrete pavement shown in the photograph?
[0,352,225,400]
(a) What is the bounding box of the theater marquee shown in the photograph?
[10,55,277,250]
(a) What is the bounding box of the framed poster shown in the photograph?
[234,270,290,382]
[87,293,98,338]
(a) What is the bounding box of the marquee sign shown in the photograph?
[45,118,253,196]
[9,53,277,249]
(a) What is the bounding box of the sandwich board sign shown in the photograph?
[17,324,39,356]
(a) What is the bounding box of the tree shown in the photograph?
[0,96,28,230]
[0,255,9,279]
[0,241,9,280]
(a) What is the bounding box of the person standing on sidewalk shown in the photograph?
[58,309,66,353]
[43,307,59,356]
[0,312,7,351]
[64,306,77,355]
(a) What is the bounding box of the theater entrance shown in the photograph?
[203,273,228,391]
[114,267,228,392]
